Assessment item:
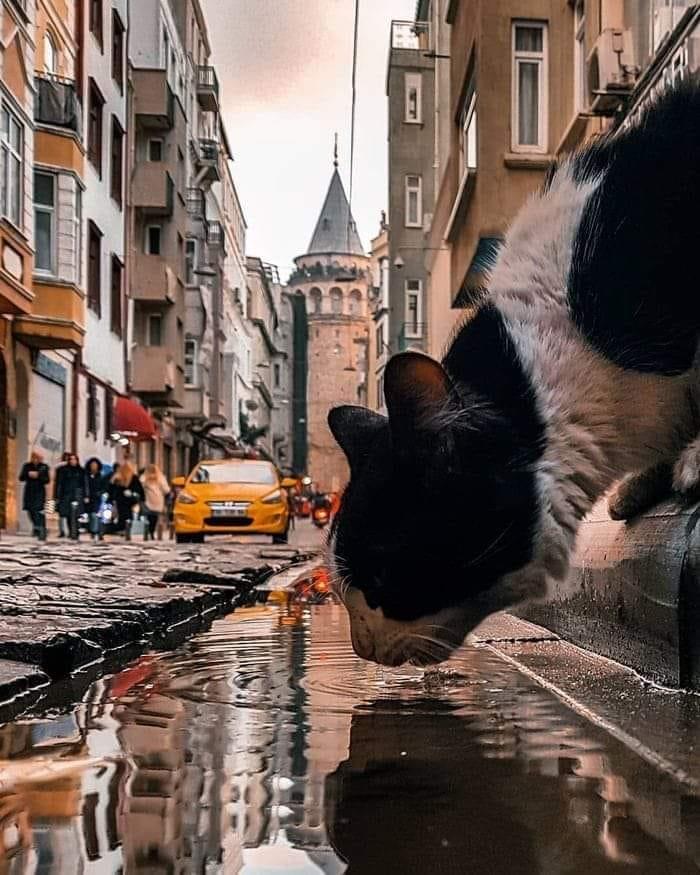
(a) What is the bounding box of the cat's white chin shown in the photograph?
[343,587,475,668]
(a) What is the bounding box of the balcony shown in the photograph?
[131,346,184,407]
[195,137,221,183]
[390,20,430,50]
[34,74,82,136]
[187,187,205,218]
[130,254,178,304]
[13,280,84,350]
[197,66,220,112]
[133,69,175,129]
[206,220,226,253]
[133,165,174,216]
[398,322,427,352]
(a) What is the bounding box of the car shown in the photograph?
[173,459,293,544]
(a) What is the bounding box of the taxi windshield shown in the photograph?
[191,462,277,485]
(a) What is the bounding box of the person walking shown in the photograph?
[56,453,86,540]
[140,464,171,541]
[109,461,145,540]
[19,451,50,540]
[84,457,107,542]
[53,451,71,537]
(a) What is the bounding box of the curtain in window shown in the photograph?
[518,62,539,146]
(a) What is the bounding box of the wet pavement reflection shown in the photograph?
[0,580,698,872]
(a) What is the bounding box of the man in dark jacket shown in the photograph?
[19,452,50,540]
[56,453,86,541]
[84,457,107,541]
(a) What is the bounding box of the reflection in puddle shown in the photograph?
[0,600,698,872]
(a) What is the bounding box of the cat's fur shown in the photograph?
[328,82,700,667]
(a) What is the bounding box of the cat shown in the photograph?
[327,82,700,668]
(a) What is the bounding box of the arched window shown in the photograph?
[309,287,322,315]
[330,288,343,315]
[44,31,58,75]
[348,289,363,316]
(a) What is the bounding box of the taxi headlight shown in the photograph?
[262,489,283,505]
[177,491,197,505]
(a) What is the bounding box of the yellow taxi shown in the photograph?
[173,459,292,544]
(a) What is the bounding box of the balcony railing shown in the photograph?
[398,322,427,352]
[198,138,219,162]
[34,73,82,135]
[197,66,220,111]
[390,20,430,51]
[206,220,226,253]
[187,186,205,217]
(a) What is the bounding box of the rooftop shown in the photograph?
[305,168,365,257]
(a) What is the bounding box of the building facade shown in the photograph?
[386,17,435,361]
[289,164,371,493]
[78,0,129,463]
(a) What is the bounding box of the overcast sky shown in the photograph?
[202,0,415,277]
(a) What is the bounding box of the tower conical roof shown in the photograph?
[306,169,365,256]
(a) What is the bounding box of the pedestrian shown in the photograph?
[109,460,145,541]
[55,453,86,540]
[53,451,71,538]
[140,463,171,541]
[18,451,50,541]
[84,457,107,542]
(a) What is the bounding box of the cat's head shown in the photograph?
[328,348,546,667]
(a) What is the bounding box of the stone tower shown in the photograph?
[290,162,371,493]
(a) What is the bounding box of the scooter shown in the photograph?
[312,506,330,529]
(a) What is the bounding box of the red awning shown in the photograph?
[113,397,157,441]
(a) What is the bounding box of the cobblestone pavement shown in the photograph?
[0,522,325,716]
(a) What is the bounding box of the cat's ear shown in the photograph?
[384,352,452,456]
[328,406,387,472]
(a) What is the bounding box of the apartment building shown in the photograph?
[127,0,188,478]
[271,281,294,472]
[385,17,435,360]
[368,216,389,414]
[78,0,129,461]
[0,0,36,529]
[245,256,278,459]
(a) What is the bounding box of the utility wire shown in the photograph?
[347,0,360,251]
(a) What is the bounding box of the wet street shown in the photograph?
[0,566,699,873]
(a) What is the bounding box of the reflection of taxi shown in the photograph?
[173,459,291,544]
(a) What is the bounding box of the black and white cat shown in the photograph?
[328,82,700,667]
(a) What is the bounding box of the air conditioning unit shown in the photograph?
[587,29,636,115]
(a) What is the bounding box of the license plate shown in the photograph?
[212,506,246,517]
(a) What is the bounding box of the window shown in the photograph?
[75,188,82,285]
[405,280,423,337]
[377,375,385,410]
[146,226,162,255]
[512,22,548,153]
[34,172,55,274]
[574,2,586,112]
[376,323,385,356]
[148,139,164,162]
[405,72,422,123]
[89,0,103,49]
[162,28,169,70]
[330,288,343,315]
[309,288,322,315]
[459,88,477,176]
[185,238,197,284]
[110,255,122,336]
[147,313,163,346]
[88,79,105,174]
[184,338,198,385]
[110,117,124,206]
[405,175,422,227]
[87,221,102,315]
[44,31,58,75]
[348,289,363,316]
[86,378,98,437]
[273,363,281,388]
[112,11,125,92]
[104,388,114,444]
[1,106,23,227]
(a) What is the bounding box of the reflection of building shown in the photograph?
[289,159,371,491]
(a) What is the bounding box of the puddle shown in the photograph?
[0,588,699,872]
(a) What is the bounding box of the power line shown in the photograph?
[347,0,360,251]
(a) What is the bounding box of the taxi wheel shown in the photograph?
[176,534,191,544]
[272,528,289,545]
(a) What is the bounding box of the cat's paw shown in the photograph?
[673,439,700,503]
[608,483,646,521]
[608,463,674,521]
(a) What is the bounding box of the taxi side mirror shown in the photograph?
[171,475,186,488]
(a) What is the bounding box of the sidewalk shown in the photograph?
[0,527,323,717]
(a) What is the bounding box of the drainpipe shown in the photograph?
[71,350,80,452]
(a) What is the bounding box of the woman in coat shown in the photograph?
[109,461,145,540]
[140,464,171,541]
[19,451,50,540]
[55,453,86,541]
